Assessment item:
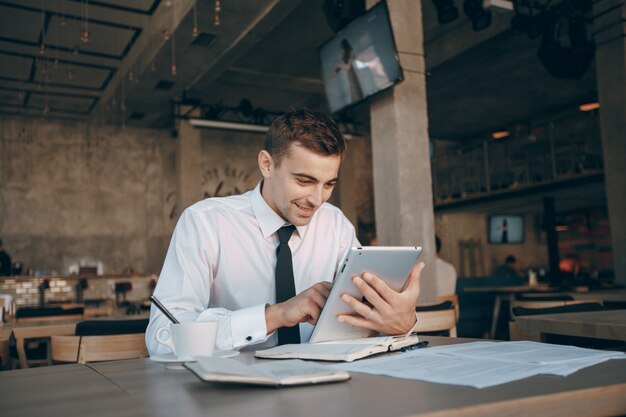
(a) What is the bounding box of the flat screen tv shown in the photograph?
[488,215,524,244]
[318,1,403,114]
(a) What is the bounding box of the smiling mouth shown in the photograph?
[295,202,316,215]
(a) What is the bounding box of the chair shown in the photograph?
[415,301,457,337]
[15,305,85,323]
[437,294,460,321]
[11,305,85,368]
[51,319,149,364]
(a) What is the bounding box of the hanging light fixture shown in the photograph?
[80,0,90,43]
[39,0,46,55]
[192,1,200,36]
[215,0,221,26]
[170,1,177,75]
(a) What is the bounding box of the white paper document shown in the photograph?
[330,341,625,388]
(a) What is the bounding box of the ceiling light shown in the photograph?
[579,102,600,111]
[189,118,269,133]
[491,130,510,139]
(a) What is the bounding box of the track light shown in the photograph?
[432,0,459,24]
[463,0,492,31]
[188,118,269,133]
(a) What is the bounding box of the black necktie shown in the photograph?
[275,225,301,345]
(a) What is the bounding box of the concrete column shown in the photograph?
[176,107,203,216]
[593,0,626,286]
[368,0,437,301]
[336,137,361,228]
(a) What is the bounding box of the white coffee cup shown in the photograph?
[156,321,218,360]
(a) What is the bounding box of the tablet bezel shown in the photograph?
[308,246,422,343]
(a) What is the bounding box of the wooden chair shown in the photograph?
[51,318,149,364]
[415,301,457,337]
[51,333,148,364]
[15,305,84,323]
[437,294,460,321]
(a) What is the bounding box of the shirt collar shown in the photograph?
[250,181,307,239]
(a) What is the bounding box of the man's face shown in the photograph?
[259,143,341,226]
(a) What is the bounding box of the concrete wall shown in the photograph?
[1,115,554,281]
[0,116,177,275]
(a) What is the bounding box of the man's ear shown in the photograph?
[258,150,273,178]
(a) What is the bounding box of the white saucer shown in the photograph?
[150,350,240,364]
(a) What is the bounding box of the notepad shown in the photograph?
[185,357,350,387]
[254,335,421,362]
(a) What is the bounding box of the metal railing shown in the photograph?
[432,112,603,204]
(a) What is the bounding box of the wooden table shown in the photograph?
[516,310,626,342]
[463,285,556,339]
[1,336,625,417]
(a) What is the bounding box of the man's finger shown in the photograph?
[362,272,396,302]
[341,293,374,318]
[353,275,385,306]
[337,314,378,331]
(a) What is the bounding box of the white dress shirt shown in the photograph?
[146,182,358,355]
[435,257,458,296]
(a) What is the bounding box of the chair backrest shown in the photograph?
[414,302,457,337]
[514,293,574,302]
[436,294,460,321]
[75,318,148,336]
[15,305,85,323]
[511,300,569,310]
[51,333,148,364]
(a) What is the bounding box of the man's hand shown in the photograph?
[265,281,332,334]
[337,261,424,335]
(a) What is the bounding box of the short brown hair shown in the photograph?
[265,108,346,165]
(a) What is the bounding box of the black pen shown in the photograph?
[149,295,180,324]
[400,340,429,352]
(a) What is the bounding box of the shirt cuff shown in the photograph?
[230,303,268,348]
[404,311,420,336]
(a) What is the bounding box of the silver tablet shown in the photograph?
[309,246,422,343]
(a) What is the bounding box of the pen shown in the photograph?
[400,340,429,352]
[149,295,180,324]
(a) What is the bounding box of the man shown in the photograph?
[492,255,521,280]
[0,238,12,276]
[435,235,457,296]
[146,109,423,354]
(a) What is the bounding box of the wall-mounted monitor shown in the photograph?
[318,1,403,114]
[488,215,525,244]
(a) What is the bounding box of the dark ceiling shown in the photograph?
[0,0,598,142]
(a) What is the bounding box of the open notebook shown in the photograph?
[255,335,421,362]
[185,357,350,387]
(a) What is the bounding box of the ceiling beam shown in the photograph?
[184,0,306,94]
[89,0,196,120]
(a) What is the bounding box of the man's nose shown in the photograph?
[308,185,324,206]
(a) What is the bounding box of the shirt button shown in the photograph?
[246,336,252,341]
